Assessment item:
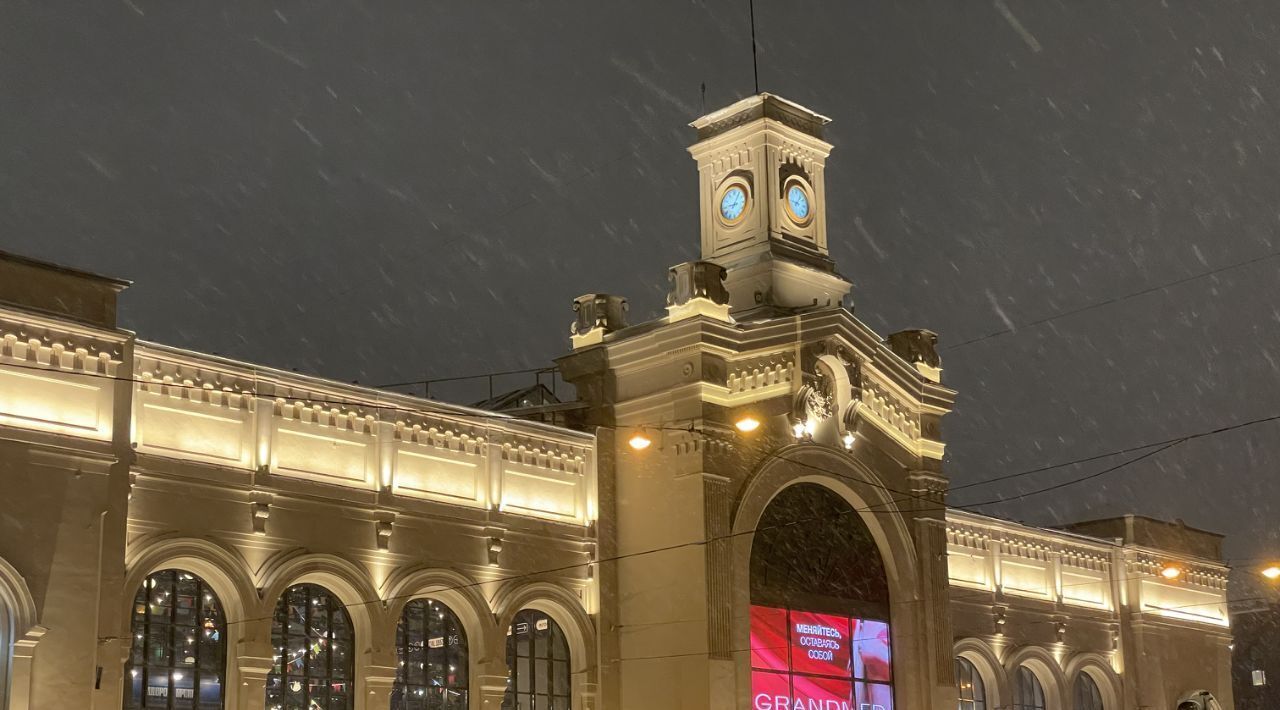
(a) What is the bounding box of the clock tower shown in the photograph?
[689,93,853,316]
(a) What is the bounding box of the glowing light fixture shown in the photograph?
[1159,565,1183,580]
[791,422,805,439]
[628,432,652,451]
[1262,565,1280,580]
[803,419,817,436]
[842,432,855,450]
[735,416,761,433]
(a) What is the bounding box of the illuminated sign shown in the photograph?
[751,605,892,710]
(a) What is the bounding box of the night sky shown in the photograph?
[4,1,1278,568]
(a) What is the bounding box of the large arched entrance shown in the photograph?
[748,483,894,710]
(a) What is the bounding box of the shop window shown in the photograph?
[266,584,354,710]
[393,599,469,709]
[503,609,570,710]
[124,569,226,709]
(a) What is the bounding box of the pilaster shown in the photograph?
[236,641,275,710]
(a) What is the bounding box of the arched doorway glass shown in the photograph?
[266,584,354,710]
[1073,672,1103,710]
[393,598,469,709]
[504,608,570,709]
[1013,666,1046,710]
[955,657,986,710]
[749,483,892,710]
[124,569,227,709]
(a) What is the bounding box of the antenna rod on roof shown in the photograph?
[748,0,760,94]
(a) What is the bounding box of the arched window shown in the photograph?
[749,484,892,710]
[504,609,570,710]
[1013,666,1047,710]
[267,584,354,710]
[955,657,986,710]
[1073,672,1103,710]
[393,599,469,709]
[124,569,227,709]
[0,594,12,707]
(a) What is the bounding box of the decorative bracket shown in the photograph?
[487,537,503,567]
[251,502,270,536]
[376,519,394,551]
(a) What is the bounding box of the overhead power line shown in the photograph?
[943,247,1280,351]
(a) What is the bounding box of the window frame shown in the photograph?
[266,583,355,710]
[504,609,571,710]
[955,656,986,710]
[1073,671,1104,710]
[124,569,227,710]
[393,598,469,709]
[1013,666,1047,710]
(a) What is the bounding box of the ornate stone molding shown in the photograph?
[0,310,125,375]
[726,356,793,395]
[570,293,627,349]
[666,261,731,323]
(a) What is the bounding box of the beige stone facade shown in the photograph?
[0,95,1233,710]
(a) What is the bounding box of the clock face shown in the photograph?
[720,186,747,222]
[787,184,811,221]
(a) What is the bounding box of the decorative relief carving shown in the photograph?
[860,379,921,441]
[797,370,835,422]
[667,261,729,308]
[274,399,376,434]
[726,357,793,394]
[0,316,123,374]
[501,441,587,475]
[1060,548,1110,573]
[670,429,735,457]
[998,536,1054,562]
[1131,555,1229,589]
[945,523,992,551]
[136,370,252,410]
[710,147,754,182]
[571,294,628,337]
[886,329,941,370]
[395,422,485,456]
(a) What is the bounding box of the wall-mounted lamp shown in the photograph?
[1159,564,1183,580]
[735,416,761,433]
[628,432,652,450]
[1261,565,1280,581]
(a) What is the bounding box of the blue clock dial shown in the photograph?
[720,186,747,222]
[787,184,810,220]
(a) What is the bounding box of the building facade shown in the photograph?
[0,94,1233,710]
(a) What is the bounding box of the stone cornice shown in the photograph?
[135,341,593,449]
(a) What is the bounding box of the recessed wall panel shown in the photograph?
[394,447,483,505]
[0,364,110,438]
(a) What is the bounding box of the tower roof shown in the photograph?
[689,93,832,141]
